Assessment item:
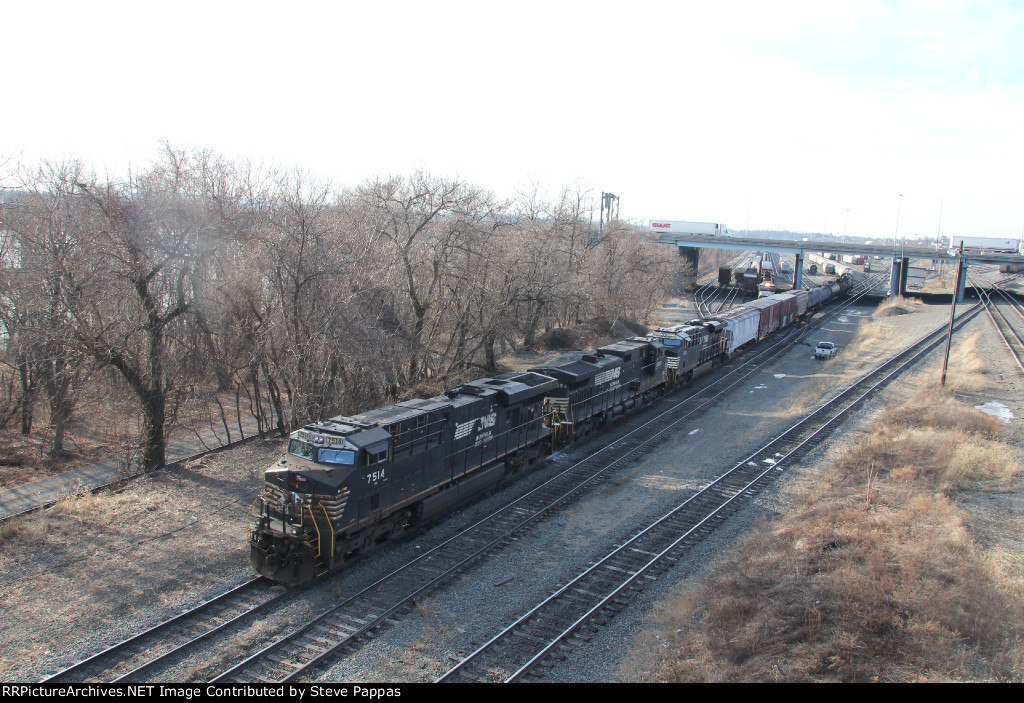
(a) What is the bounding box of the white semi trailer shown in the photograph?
[947,236,1020,253]
[649,220,731,236]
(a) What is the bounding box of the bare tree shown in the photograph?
[60,147,223,471]
[0,161,92,452]
[355,172,498,384]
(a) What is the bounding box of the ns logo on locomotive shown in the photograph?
[249,277,850,586]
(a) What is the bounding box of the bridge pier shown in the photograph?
[678,246,700,274]
[793,252,804,289]
[889,257,909,297]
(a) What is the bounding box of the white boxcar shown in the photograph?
[714,307,760,354]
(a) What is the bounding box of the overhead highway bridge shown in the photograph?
[655,233,1024,300]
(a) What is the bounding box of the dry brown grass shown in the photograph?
[641,377,1024,682]
[876,295,922,315]
[926,331,989,391]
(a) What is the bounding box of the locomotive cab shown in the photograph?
[250,419,396,585]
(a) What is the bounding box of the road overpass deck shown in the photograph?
[654,234,1024,267]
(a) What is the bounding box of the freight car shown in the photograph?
[249,276,853,586]
[741,268,759,296]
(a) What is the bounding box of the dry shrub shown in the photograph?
[945,440,1024,490]
[848,317,883,358]
[0,516,29,546]
[535,327,579,350]
[847,296,921,361]
[0,511,68,547]
[889,387,1001,435]
[646,380,1024,682]
[49,488,106,521]
[805,370,843,402]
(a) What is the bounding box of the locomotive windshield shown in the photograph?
[318,448,357,465]
[287,439,356,466]
[288,439,314,460]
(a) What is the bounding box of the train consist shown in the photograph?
[249,275,853,586]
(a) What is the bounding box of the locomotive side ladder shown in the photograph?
[548,397,574,446]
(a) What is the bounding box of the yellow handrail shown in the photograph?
[245,494,263,533]
[320,502,334,563]
[306,504,322,558]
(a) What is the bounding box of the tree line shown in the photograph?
[0,146,685,472]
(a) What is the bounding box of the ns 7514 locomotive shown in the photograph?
[249,277,850,586]
[249,339,676,586]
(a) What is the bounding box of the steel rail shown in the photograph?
[438,300,984,683]
[42,577,280,682]
[208,287,868,683]
[970,277,1024,374]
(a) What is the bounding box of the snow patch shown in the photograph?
[974,401,1015,423]
[763,457,777,465]
[688,429,700,435]
[773,373,786,379]
[837,316,849,323]
[754,384,768,389]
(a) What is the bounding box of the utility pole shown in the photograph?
[941,243,964,386]
[895,193,904,243]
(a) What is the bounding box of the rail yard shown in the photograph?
[2,261,1023,683]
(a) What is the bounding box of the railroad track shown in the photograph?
[972,277,1024,374]
[37,285,871,684]
[205,285,877,684]
[42,578,288,683]
[437,299,984,683]
[692,253,750,317]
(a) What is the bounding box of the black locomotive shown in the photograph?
[250,338,674,586]
[249,276,852,586]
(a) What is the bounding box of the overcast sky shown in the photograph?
[4,0,1022,240]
